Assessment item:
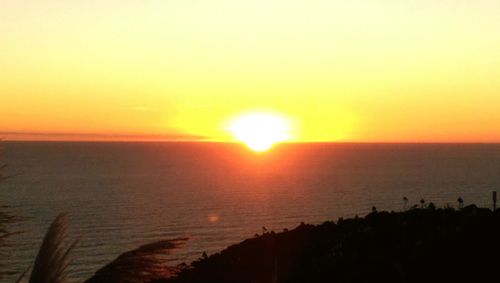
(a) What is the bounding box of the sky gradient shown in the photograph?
[1,0,500,142]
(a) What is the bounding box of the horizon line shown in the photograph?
[2,131,500,144]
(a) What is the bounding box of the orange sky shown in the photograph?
[1,1,500,142]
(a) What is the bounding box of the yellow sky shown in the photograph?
[1,0,499,142]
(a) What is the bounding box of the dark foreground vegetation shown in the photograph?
[9,203,500,283]
[146,205,500,283]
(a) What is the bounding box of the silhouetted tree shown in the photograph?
[457,197,464,209]
[420,199,426,209]
[493,191,497,211]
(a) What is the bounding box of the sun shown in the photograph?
[228,113,291,152]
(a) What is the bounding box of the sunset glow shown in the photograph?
[229,113,291,152]
[3,2,500,281]
[1,1,500,142]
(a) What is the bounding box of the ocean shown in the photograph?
[1,142,499,281]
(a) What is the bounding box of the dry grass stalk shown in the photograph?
[85,237,188,283]
[28,213,79,283]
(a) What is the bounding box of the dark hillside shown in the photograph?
[155,206,500,283]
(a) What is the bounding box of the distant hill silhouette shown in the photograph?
[145,205,500,283]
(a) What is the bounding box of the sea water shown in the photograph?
[1,142,499,281]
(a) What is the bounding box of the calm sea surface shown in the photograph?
[1,142,500,281]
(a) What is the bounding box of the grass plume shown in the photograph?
[28,213,78,283]
[85,237,188,283]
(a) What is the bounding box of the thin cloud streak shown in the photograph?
[0,131,208,142]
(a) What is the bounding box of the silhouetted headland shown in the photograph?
[133,204,500,283]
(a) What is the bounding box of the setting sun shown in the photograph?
[229,113,291,152]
